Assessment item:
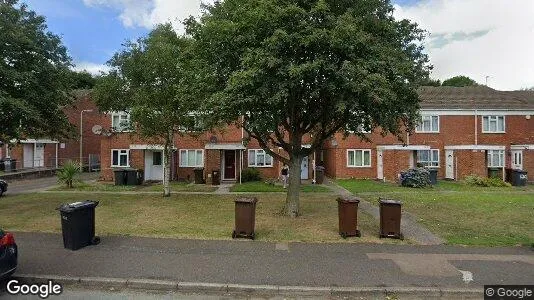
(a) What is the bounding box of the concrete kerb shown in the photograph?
[11,274,483,297]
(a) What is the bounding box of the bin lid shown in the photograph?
[379,198,402,205]
[235,197,258,204]
[337,196,360,203]
[58,200,99,212]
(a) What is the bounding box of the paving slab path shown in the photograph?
[323,179,446,245]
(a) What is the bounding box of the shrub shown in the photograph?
[241,167,261,182]
[464,174,511,187]
[57,160,81,188]
[399,168,431,188]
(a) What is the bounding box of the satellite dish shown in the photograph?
[92,125,103,135]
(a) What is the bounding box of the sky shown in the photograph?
[22,0,534,90]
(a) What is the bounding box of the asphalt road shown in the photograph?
[9,233,534,289]
[3,173,99,195]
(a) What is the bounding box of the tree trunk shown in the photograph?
[285,155,302,217]
[163,135,173,197]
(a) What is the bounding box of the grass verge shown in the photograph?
[337,179,534,246]
[0,192,400,244]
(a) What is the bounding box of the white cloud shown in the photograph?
[394,0,534,90]
[73,62,111,75]
[83,0,534,90]
[82,0,212,32]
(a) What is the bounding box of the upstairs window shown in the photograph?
[111,112,131,132]
[248,149,273,167]
[417,149,440,167]
[347,149,371,167]
[415,115,439,133]
[482,116,505,133]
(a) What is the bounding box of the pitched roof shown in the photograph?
[417,86,534,110]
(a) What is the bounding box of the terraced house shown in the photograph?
[98,86,534,183]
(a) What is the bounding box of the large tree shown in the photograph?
[441,75,477,87]
[0,0,74,143]
[187,0,431,217]
[94,24,203,197]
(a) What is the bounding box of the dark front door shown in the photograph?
[224,150,236,180]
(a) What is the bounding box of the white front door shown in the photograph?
[34,143,45,167]
[23,144,34,168]
[377,150,384,179]
[445,150,454,179]
[300,156,309,180]
[511,150,523,170]
[144,150,164,181]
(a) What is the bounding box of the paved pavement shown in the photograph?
[9,233,534,290]
[4,172,99,195]
[324,179,445,245]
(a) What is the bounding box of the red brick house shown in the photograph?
[324,86,534,182]
[98,86,534,183]
[2,90,104,170]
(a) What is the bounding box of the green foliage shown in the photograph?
[0,0,74,142]
[464,175,511,187]
[57,160,81,188]
[69,70,97,89]
[442,75,478,87]
[400,168,431,188]
[421,78,441,87]
[241,168,262,183]
[188,0,431,214]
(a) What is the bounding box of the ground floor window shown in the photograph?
[248,149,273,167]
[347,149,371,167]
[179,149,204,167]
[111,149,129,167]
[487,150,504,167]
[417,149,439,167]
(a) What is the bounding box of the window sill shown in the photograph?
[179,166,204,168]
[347,166,372,168]
[481,132,506,134]
[414,131,440,134]
[111,165,130,168]
[248,165,273,168]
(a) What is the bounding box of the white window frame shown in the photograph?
[482,115,505,133]
[487,150,505,167]
[347,149,372,168]
[248,149,273,167]
[111,149,130,167]
[417,149,440,168]
[415,115,439,133]
[178,112,204,132]
[179,149,204,167]
[111,112,131,132]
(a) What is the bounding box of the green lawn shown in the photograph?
[230,181,330,193]
[337,179,534,246]
[51,181,217,193]
[0,192,399,244]
[141,182,217,192]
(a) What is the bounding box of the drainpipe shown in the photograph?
[240,115,244,184]
[55,143,58,169]
[474,109,478,145]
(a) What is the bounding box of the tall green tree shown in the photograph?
[187,0,431,217]
[441,75,477,87]
[94,24,202,197]
[69,70,97,89]
[0,0,74,143]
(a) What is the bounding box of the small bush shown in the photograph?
[57,160,81,188]
[241,167,261,182]
[399,168,431,188]
[464,174,511,187]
